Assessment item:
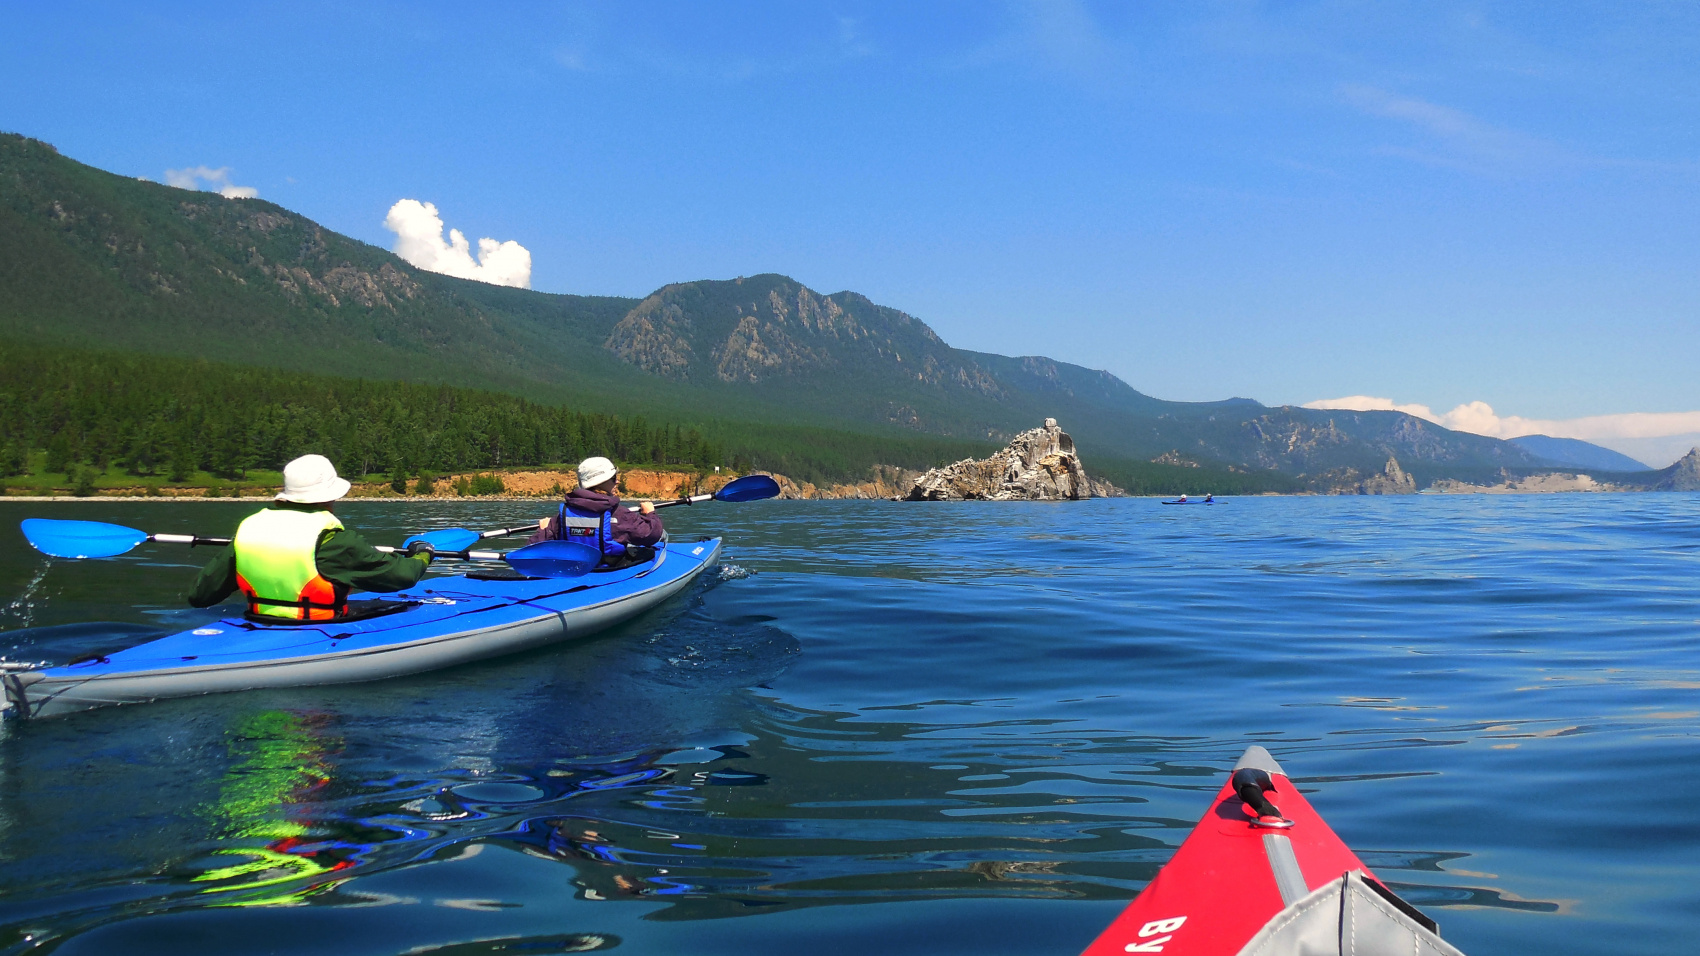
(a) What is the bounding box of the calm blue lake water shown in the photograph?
[0,494,1696,955]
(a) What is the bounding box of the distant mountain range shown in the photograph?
[1510,435,1649,472]
[0,131,1662,490]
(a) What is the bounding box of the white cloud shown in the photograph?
[837,16,875,58]
[1340,85,1569,171]
[382,199,532,289]
[1301,394,1442,421]
[1304,396,1700,468]
[945,0,1115,80]
[163,165,259,199]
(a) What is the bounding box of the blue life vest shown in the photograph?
[557,503,627,560]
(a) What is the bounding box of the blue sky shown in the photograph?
[2,2,1696,460]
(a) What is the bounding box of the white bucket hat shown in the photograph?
[577,456,617,489]
[277,454,352,503]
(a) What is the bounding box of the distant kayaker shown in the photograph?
[531,456,664,569]
[187,454,434,621]
[1205,494,1214,503]
[1177,494,1188,503]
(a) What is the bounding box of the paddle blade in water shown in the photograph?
[404,528,482,553]
[714,475,781,503]
[502,540,602,578]
[20,519,150,559]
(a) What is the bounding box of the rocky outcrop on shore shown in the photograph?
[1313,456,1417,495]
[903,420,1121,501]
[1652,448,1700,491]
[768,465,923,500]
[1358,456,1417,495]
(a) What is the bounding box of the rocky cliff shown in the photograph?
[767,465,923,500]
[1359,456,1417,495]
[1314,456,1418,495]
[904,420,1120,501]
[604,274,1003,395]
[1652,448,1700,491]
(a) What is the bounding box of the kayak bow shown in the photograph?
[1080,746,1462,956]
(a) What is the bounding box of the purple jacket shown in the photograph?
[529,488,665,547]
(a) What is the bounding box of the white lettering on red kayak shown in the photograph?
[1124,916,1186,952]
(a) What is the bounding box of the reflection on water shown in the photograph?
[0,495,1695,955]
[190,710,353,906]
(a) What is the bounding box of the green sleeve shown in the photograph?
[314,528,429,595]
[186,546,239,607]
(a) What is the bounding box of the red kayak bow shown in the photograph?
[1080,747,1462,956]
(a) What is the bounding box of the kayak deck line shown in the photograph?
[25,574,621,676]
[3,538,722,719]
[1079,745,1462,956]
[1262,833,1309,906]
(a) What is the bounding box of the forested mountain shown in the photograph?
[0,341,1008,488]
[0,133,644,406]
[0,131,1636,488]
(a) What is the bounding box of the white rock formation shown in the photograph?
[905,419,1121,501]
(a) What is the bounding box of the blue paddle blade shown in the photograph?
[502,540,602,578]
[403,528,482,552]
[713,474,781,503]
[20,519,149,559]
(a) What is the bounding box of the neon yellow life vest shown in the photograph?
[233,508,346,621]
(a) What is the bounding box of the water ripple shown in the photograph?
[0,495,1695,954]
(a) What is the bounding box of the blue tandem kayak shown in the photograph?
[1,537,721,720]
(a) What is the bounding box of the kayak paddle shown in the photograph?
[496,540,602,577]
[18,519,209,559]
[644,473,783,508]
[406,473,783,550]
[18,518,600,577]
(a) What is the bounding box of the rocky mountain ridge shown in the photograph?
[605,276,1002,394]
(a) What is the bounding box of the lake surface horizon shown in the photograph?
[1,494,1695,955]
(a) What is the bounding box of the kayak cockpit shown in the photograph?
[1234,870,1461,956]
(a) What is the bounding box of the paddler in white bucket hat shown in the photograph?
[187,454,435,621]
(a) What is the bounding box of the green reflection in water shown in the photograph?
[192,709,350,905]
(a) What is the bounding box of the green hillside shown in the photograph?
[0,341,1009,491]
[0,131,1581,489]
[0,339,1301,496]
[0,134,633,401]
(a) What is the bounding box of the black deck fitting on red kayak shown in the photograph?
[1232,766,1283,819]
